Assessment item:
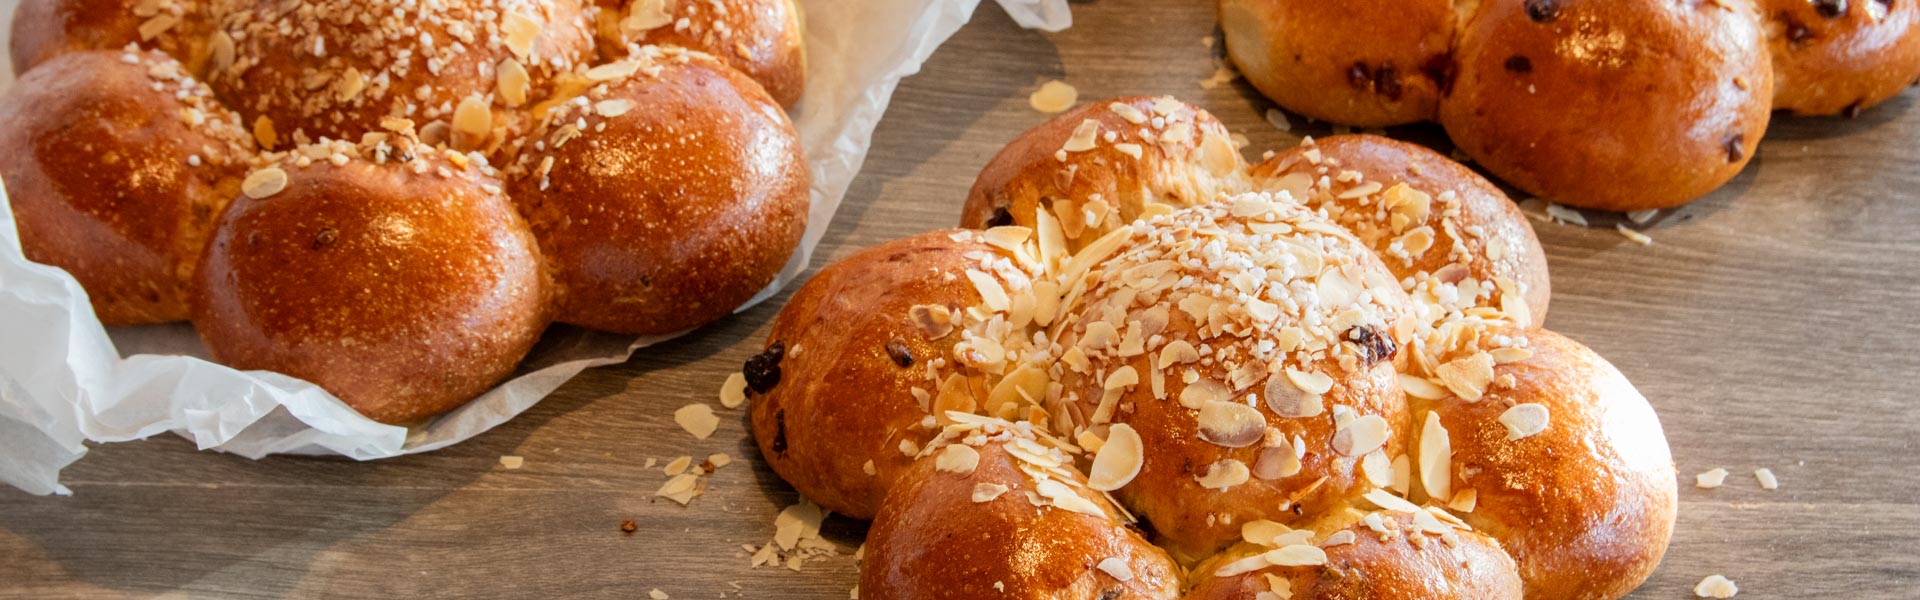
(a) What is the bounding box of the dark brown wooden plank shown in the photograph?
[4,0,1918,598]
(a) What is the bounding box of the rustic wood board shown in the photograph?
[4,1,1918,597]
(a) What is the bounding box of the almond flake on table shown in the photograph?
[1754,468,1779,490]
[719,372,748,409]
[1694,574,1738,598]
[1696,467,1729,489]
[1029,80,1078,114]
[648,589,669,600]
[498,455,524,469]
[675,403,720,439]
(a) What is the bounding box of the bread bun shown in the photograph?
[1053,199,1416,560]
[1218,0,1454,127]
[1252,135,1550,328]
[961,96,1248,253]
[1439,0,1774,211]
[861,417,1181,600]
[9,0,212,76]
[509,47,807,335]
[747,229,1040,519]
[193,140,548,424]
[1185,507,1523,599]
[0,49,253,324]
[1765,0,1920,116]
[1402,326,1676,600]
[208,0,594,149]
[596,0,807,107]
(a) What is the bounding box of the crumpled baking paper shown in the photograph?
[0,0,1069,496]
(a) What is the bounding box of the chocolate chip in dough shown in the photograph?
[311,227,338,250]
[1723,131,1746,163]
[986,206,1014,228]
[1504,55,1534,74]
[1525,0,1562,22]
[885,338,914,367]
[1815,0,1847,18]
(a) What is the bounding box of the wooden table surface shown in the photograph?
[5,1,1919,598]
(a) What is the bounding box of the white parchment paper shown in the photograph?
[0,0,1070,496]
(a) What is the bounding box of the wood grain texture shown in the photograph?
[4,1,1920,598]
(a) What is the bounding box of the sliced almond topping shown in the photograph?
[501,12,542,59]
[1103,365,1140,391]
[1489,347,1533,364]
[1263,545,1328,567]
[1361,488,1422,513]
[1197,401,1266,448]
[908,304,955,340]
[497,59,531,106]
[972,482,1010,502]
[934,444,980,475]
[719,372,748,408]
[1448,488,1478,512]
[1095,557,1134,582]
[1241,520,1291,546]
[1196,458,1251,490]
[674,403,720,439]
[242,167,289,199]
[586,60,642,82]
[452,95,493,147]
[1253,442,1302,480]
[1036,479,1105,516]
[252,116,278,148]
[1399,374,1449,400]
[1284,368,1335,395]
[1028,80,1078,113]
[1159,340,1200,365]
[595,98,637,118]
[1419,412,1452,502]
[1390,454,1411,495]
[1179,378,1231,409]
[1498,403,1550,441]
[1062,119,1101,154]
[208,31,236,73]
[966,270,1010,312]
[1264,375,1324,418]
[1332,414,1389,456]
[1361,449,1392,487]
[1435,352,1495,401]
[1320,530,1357,547]
[1087,424,1143,491]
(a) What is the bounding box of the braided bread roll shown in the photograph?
[751,97,1677,599]
[9,0,215,76]
[594,0,807,107]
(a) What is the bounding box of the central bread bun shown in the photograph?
[1764,0,1920,116]
[1218,0,1455,127]
[596,0,807,106]
[0,49,253,324]
[208,0,595,148]
[509,47,808,335]
[1055,198,1416,561]
[1439,0,1775,211]
[193,140,549,424]
[1252,135,1551,328]
[748,229,1038,519]
[862,417,1181,600]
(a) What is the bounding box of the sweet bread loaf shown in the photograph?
[594,0,807,107]
[2,0,809,422]
[751,98,1676,598]
[1222,0,1919,211]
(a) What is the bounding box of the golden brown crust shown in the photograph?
[1185,510,1524,600]
[748,230,1032,519]
[0,50,253,324]
[863,432,1181,600]
[1218,0,1454,127]
[1765,0,1920,115]
[192,147,549,424]
[1439,0,1775,211]
[510,48,808,336]
[961,96,1248,251]
[1252,135,1550,328]
[598,0,807,107]
[8,0,213,76]
[1413,328,1676,600]
[209,0,595,148]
